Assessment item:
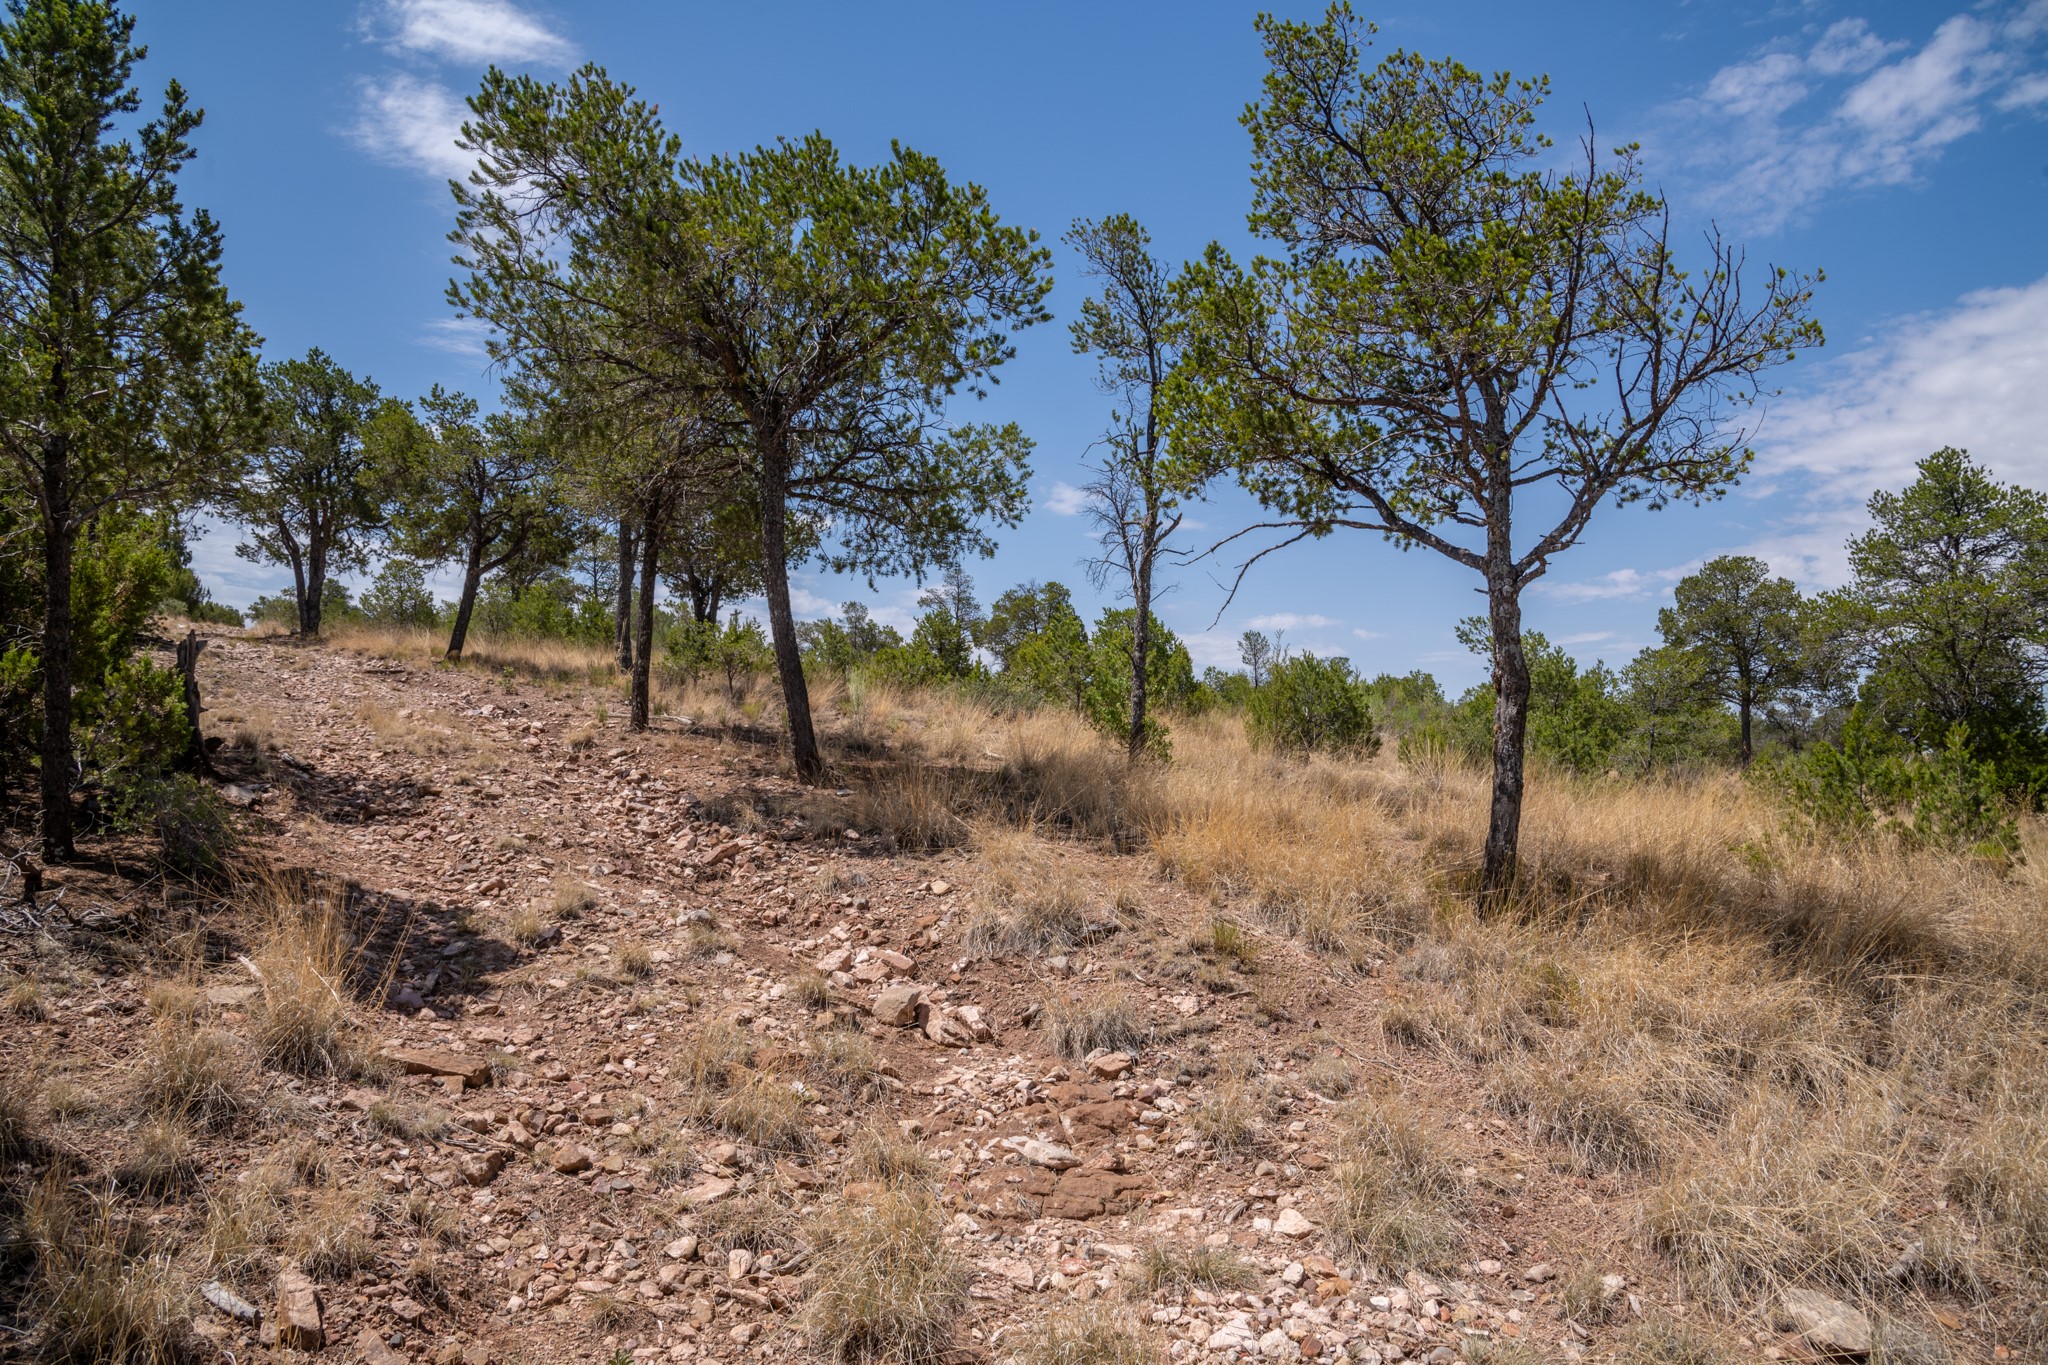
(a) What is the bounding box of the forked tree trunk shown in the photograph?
[757,445,822,783]
[176,631,214,777]
[1480,572,1529,909]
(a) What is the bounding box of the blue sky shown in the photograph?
[142,0,2048,690]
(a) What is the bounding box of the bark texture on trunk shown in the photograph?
[757,447,821,783]
[1127,551,1153,762]
[614,521,637,674]
[446,541,484,659]
[176,631,214,777]
[38,440,75,861]
[630,521,659,731]
[1480,566,1528,909]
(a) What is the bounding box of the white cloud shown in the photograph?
[1041,481,1087,516]
[1556,630,1616,646]
[1738,273,2048,586]
[417,316,492,356]
[1183,630,1244,670]
[1351,628,1382,641]
[1537,566,1690,603]
[366,0,574,66]
[1245,612,1337,631]
[351,73,476,180]
[1677,8,2046,231]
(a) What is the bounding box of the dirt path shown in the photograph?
[2,631,1687,1365]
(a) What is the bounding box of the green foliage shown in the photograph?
[664,613,773,697]
[1615,644,1739,772]
[1248,652,1377,756]
[1004,593,1091,710]
[1757,707,2020,856]
[360,560,441,628]
[907,567,984,681]
[1659,556,1807,760]
[1818,447,2048,798]
[232,349,402,635]
[1082,609,1193,756]
[799,601,904,674]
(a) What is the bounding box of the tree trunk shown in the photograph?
[38,449,76,862]
[1127,549,1154,762]
[630,515,660,731]
[1738,696,1754,767]
[446,539,484,658]
[614,520,637,673]
[301,539,327,636]
[757,447,822,783]
[175,631,214,777]
[1480,571,1529,909]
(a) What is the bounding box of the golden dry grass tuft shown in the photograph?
[23,1179,192,1365]
[1324,1092,1466,1273]
[963,825,1113,956]
[1128,1242,1257,1296]
[134,1016,247,1130]
[801,1180,970,1364]
[250,883,369,1076]
[1038,984,1148,1059]
[1004,1302,1163,1365]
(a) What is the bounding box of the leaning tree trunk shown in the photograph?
[629,513,661,731]
[614,520,637,673]
[38,445,76,861]
[757,445,822,783]
[1480,573,1530,910]
[446,539,485,659]
[301,539,328,637]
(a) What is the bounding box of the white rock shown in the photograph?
[1274,1208,1316,1239]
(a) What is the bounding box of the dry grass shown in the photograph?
[810,1030,887,1100]
[801,1180,971,1364]
[250,884,368,1076]
[1640,1089,1901,1309]
[1039,985,1148,1059]
[707,1069,813,1151]
[1004,1302,1162,1365]
[1190,1079,1267,1156]
[134,1017,247,1129]
[114,1118,197,1197]
[1614,1313,1730,1365]
[1324,1092,1466,1273]
[1128,1243,1257,1296]
[22,1179,192,1365]
[964,825,1113,956]
[694,1189,799,1253]
[5,976,47,1019]
[616,940,654,979]
[1945,1100,2048,1273]
[286,1185,380,1280]
[845,1125,939,1187]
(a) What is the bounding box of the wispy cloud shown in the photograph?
[364,0,574,65]
[1673,8,2048,231]
[1556,630,1616,646]
[350,73,475,180]
[1537,566,1691,603]
[1738,273,2048,585]
[1245,612,1337,631]
[417,316,492,356]
[1351,628,1382,641]
[1041,481,1087,516]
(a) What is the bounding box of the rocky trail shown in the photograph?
[0,631,1852,1365]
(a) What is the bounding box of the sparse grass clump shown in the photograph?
[507,905,553,947]
[6,976,47,1019]
[1039,985,1147,1059]
[134,1019,246,1129]
[708,1070,813,1151]
[23,1180,193,1365]
[1129,1243,1257,1296]
[1005,1302,1162,1365]
[1191,1080,1266,1156]
[365,1096,449,1140]
[286,1186,379,1280]
[787,969,836,1010]
[802,1181,970,1364]
[811,1030,886,1099]
[1614,1313,1729,1365]
[845,1126,938,1187]
[616,941,654,979]
[695,1190,799,1253]
[964,827,1110,956]
[549,875,598,920]
[1324,1093,1465,1272]
[251,891,367,1076]
[115,1119,197,1197]
[1304,1052,1355,1097]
